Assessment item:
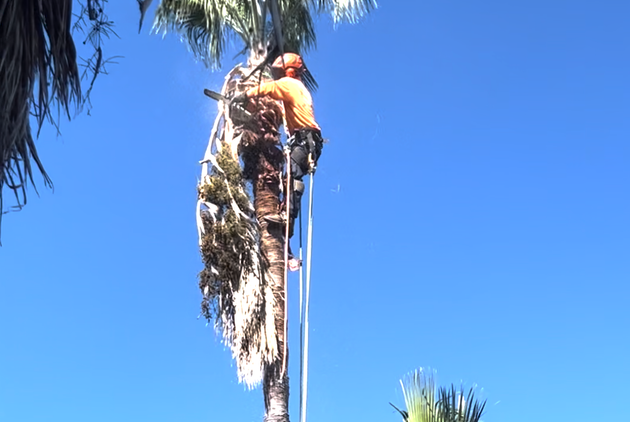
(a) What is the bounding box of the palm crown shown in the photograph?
[150,0,376,67]
[392,369,487,422]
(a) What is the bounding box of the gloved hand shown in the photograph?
[231,93,248,105]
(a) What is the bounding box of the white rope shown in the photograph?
[281,145,291,378]
[298,205,305,422]
[300,172,315,422]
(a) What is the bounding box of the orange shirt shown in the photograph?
[246,77,321,134]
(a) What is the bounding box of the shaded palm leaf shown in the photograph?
[137,0,155,33]
[277,0,316,54]
[0,0,80,225]
[390,402,410,422]
[1,0,114,237]
[437,385,487,422]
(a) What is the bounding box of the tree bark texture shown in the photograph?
[241,82,290,421]
[251,149,289,422]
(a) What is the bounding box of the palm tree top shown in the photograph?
[393,368,487,422]
[150,0,377,68]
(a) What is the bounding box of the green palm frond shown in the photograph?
[437,385,487,422]
[394,369,487,422]
[153,0,233,69]
[151,0,377,66]
[279,0,316,53]
[401,369,438,422]
[307,0,377,24]
[390,402,410,422]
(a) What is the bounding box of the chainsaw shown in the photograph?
[203,89,252,118]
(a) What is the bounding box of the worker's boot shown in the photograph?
[263,179,303,226]
[263,212,286,225]
[287,245,301,272]
[288,257,301,272]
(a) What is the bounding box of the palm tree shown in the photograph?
[145,1,375,421]
[391,369,487,422]
[0,0,115,235]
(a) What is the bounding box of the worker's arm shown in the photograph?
[232,79,290,106]
[245,80,289,102]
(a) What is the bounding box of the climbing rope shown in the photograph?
[281,137,315,422]
[281,144,291,378]
[300,171,314,422]
[298,204,305,421]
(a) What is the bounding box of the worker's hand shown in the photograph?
[231,93,248,105]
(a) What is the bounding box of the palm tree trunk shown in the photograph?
[252,151,289,422]
[236,47,290,421]
[243,50,290,421]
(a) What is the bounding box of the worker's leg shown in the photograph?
[289,144,309,220]
[303,131,323,173]
[264,133,320,233]
[286,131,322,234]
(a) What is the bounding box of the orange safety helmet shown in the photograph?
[271,53,304,79]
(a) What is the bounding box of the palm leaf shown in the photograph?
[394,369,487,422]
[0,0,80,230]
[150,0,377,64]
[0,0,114,238]
[436,385,486,422]
[401,369,437,422]
[153,0,232,69]
[306,0,377,23]
[390,402,410,422]
[279,0,316,53]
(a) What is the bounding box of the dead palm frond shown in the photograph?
[197,66,284,388]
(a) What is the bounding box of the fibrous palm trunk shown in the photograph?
[197,57,289,422]
[249,122,289,422]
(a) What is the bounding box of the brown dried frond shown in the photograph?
[196,64,288,388]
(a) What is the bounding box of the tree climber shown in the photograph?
[233,53,323,268]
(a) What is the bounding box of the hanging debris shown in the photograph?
[197,65,284,388]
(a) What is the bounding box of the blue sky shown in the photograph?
[2,1,629,421]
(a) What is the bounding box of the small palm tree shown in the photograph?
[391,369,487,422]
[145,1,375,421]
